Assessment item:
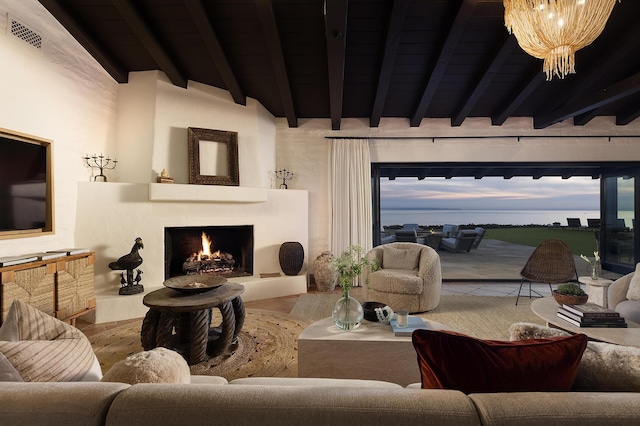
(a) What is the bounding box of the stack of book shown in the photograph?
[557,303,627,328]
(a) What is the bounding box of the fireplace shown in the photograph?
[164,225,254,279]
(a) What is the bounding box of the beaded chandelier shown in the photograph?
[504,0,618,80]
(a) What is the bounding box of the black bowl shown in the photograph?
[362,301,386,322]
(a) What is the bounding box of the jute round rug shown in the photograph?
[89,309,312,381]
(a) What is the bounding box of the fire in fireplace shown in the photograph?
[183,232,236,275]
[164,225,254,279]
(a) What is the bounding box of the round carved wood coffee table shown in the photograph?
[141,282,245,365]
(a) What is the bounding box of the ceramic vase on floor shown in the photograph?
[313,251,337,292]
[332,292,364,331]
[279,241,304,276]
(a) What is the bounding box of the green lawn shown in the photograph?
[485,227,599,256]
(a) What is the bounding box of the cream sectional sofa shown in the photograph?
[2,377,640,426]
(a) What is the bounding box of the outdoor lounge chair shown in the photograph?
[567,218,582,228]
[516,239,578,305]
[440,230,478,253]
[471,227,486,249]
[441,224,459,237]
[395,223,419,243]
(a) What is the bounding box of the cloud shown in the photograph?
[381,176,599,210]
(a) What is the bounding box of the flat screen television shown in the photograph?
[0,128,54,239]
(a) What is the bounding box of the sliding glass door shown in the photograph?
[601,175,639,273]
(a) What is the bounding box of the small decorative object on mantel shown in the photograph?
[279,241,304,276]
[552,283,588,306]
[274,169,294,189]
[109,237,145,295]
[157,169,174,184]
[330,245,380,331]
[83,153,118,182]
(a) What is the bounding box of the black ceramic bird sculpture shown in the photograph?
[109,237,144,295]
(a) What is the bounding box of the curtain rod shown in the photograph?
[324,135,640,141]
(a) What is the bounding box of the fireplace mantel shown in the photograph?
[148,183,268,203]
[76,182,308,323]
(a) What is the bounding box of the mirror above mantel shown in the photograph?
[188,127,239,186]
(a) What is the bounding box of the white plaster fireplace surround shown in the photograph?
[75,183,308,323]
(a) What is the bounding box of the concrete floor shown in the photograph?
[438,238,620,282]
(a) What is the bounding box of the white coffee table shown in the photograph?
[531,297,640,348]
[297,317,452,386]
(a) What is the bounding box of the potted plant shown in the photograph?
[330,245,380,331]
[552,283,589,306]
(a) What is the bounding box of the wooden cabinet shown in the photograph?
[0,253,96,326]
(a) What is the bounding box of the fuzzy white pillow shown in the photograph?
[626,263,640,301]
[509,322,640,392]
[101,347,190,384]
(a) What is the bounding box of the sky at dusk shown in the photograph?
[380,176,600,211]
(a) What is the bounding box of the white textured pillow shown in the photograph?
[382,245,420,270]
[0,299,102,382]
[509,322,640,392]
[101,347,190,384]
[626,263,640,301]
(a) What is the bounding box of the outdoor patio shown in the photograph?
[439,238,621,282]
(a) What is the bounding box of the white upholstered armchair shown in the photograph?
[362,242,442,313]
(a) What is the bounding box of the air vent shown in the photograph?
[10,17,42,49]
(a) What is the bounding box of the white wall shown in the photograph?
[115,72,276,188]
[0,1,118,257]
[276,116,640,271]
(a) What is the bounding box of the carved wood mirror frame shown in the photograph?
[188,127,239,186]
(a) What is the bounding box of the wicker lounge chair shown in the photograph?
[516,239,578,305]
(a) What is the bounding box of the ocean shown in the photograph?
[380,209,634,228]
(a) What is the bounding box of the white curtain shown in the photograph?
[329,138,373,285]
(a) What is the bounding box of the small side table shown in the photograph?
[141,282,245,365]
[578,276,613,308]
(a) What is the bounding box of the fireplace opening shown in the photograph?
[164,225,254,280]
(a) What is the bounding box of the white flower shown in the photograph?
[580,251,600,266]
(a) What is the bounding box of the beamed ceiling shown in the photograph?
[38,0,640,131]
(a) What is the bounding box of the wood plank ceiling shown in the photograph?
[38,0,640,131]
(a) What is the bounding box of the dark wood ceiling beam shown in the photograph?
[617,109,640,126]
[573,107,604,126]
[538,23,640,128]
[410,0,477,127]
[38,0,128,83]
[370,0,410,127]
[325,0,349,130]
[452,36,517,127]
[533,71,640,129]
[491,65,544,126]
[256,0,297,127]
[110,0,187,88]
[184,0,245,105]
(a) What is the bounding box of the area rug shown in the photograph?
[90,295,545,380]
[290,294,545,340]
[89,309,311,381]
